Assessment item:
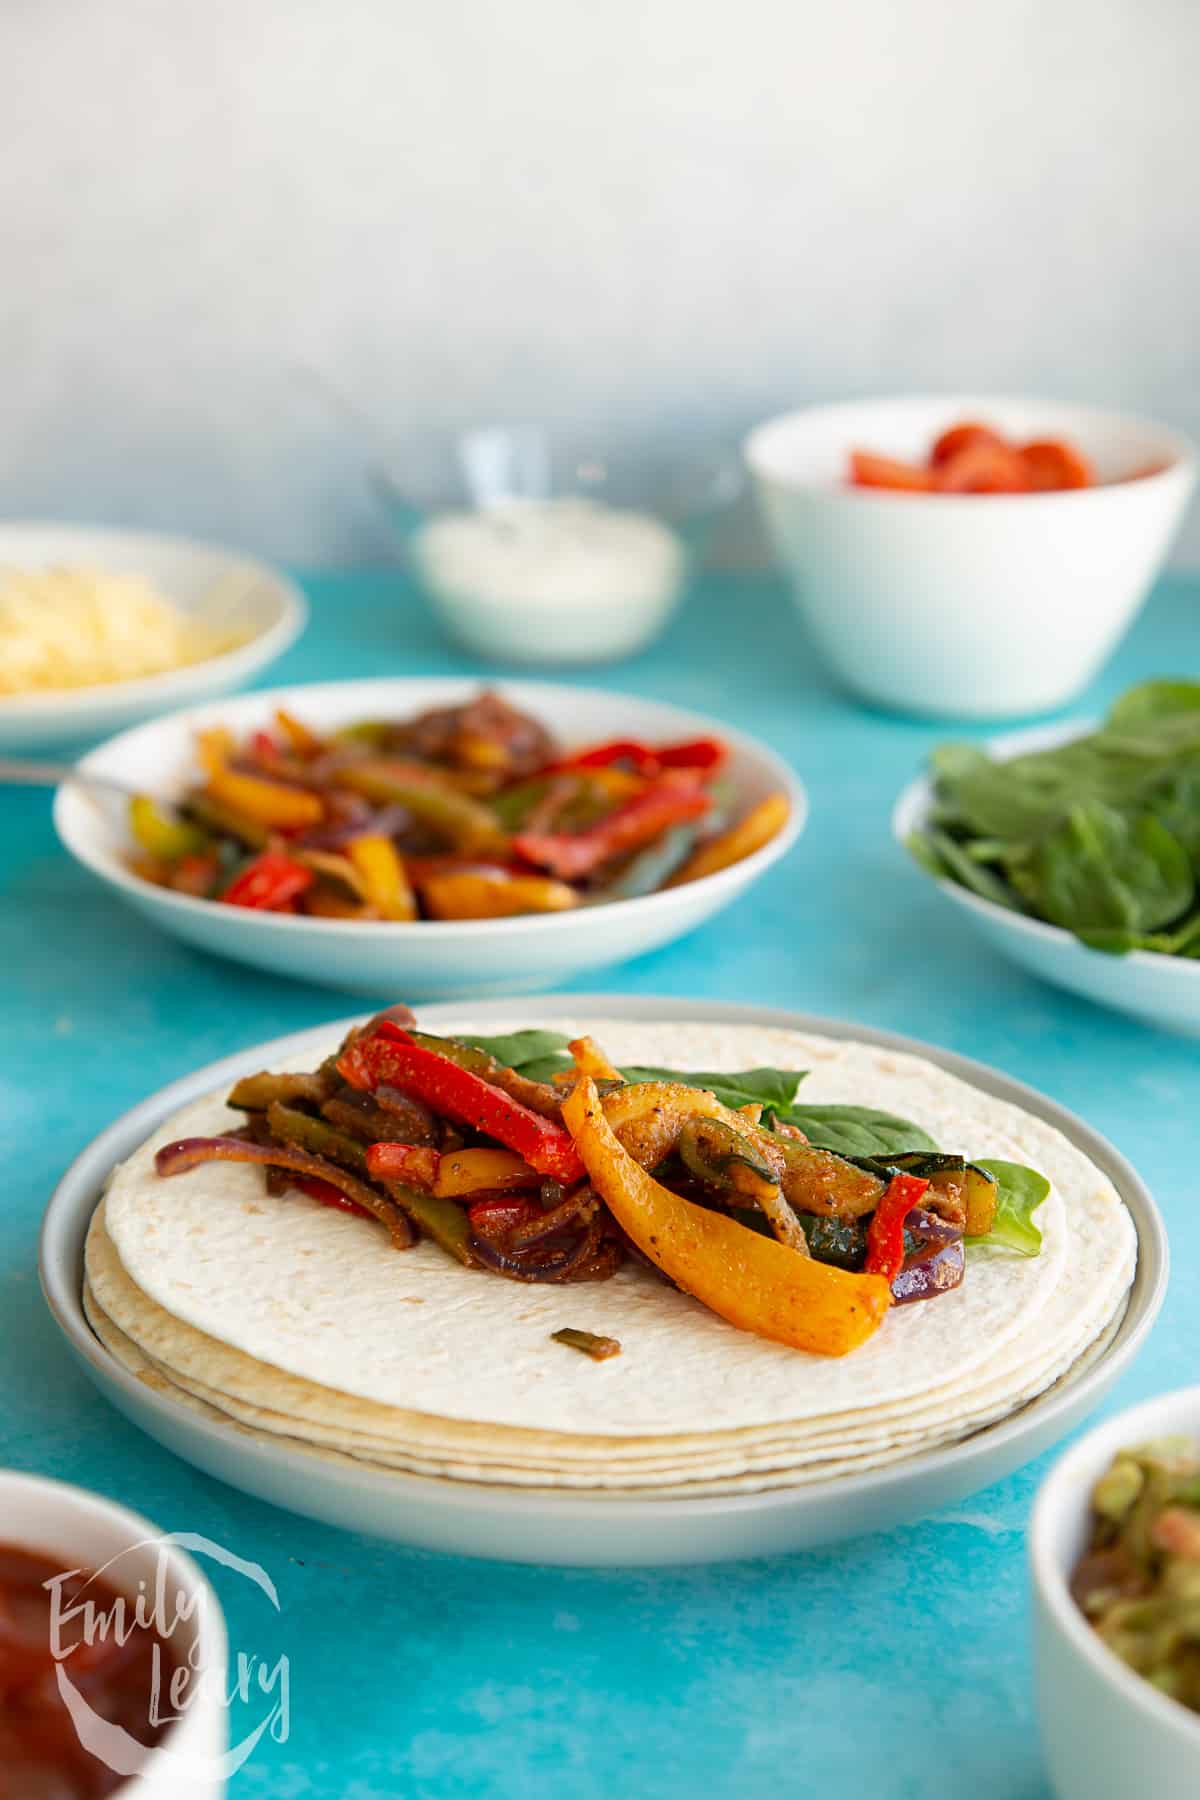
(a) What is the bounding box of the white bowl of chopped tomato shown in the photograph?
[0,1469,229,1796]
[54,678,805,997]
[745,396,1197,719]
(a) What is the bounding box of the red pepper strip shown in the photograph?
[222,850,315,911]
[655,737,727,773]
[514,780,711,881]
[291,1171,372,1218]
[546,736,726,777]
[365,1142,441,1190]
[864,1173,931,1283]
[467,1195,544,1236]
[338,1025,586,1185]
[563,739,656,771]
[249,729,280,765]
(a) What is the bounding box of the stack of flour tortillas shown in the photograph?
[84,1021,1138,1498]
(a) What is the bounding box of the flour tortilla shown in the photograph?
[83,1271,1131,1498]
[84,1199,1133,1476]
[92,1021,1136,1485]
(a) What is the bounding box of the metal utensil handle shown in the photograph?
[0,758,135,798]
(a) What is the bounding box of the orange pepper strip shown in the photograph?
[274,708,326,756]
[421,871,577,920]
[562,1076,891,1356]
[568,1036,624,1083]
[669,792,790,886]
[196,731,323,829]
[433,1147,540,1197]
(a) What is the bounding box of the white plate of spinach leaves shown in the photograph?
[894,680,1200,1035]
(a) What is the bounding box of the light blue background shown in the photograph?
[2,571,1195,1797]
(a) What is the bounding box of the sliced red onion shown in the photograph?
[507,1187,598,1249]
[905,1207,965,1245]
[891,1240,965,1305]
[469,1214,606,1283]
[301,804,413,851]
[154,1135,414,1249]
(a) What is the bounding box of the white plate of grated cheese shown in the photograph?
[0,523,305,749]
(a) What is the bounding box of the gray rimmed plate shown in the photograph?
[40,997,1167,1567]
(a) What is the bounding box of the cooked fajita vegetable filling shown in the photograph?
[153,1008,1049,1357]
[125,690,789,919]
[1071,1438,1200,1713]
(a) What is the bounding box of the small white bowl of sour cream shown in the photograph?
[374,425,741,664]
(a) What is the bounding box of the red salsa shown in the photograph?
[0,1543,182,1799]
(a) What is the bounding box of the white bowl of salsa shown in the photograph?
[0,1469,228,1797]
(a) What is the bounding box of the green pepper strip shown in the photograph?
[227,1070,332,1112]
[266,1102,370,1173]
[551,1327,621,1361]
[335,761,509,852]
[379,1180,474,1264]
[184,792,271,850]
[489,777,553,830]
[604,823,699,900]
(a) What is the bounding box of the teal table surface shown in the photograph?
[3,568,1197,1799]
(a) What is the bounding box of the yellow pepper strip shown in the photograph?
[568,1035,624,1084]
[274,708,325,757]
[202,765,324,830]
[346,835,417,921]
[196,725,236,766]
[669,791,791,886]
[195,729,323,829]
[433,1147,540,1198]
[128,794,207,862]
[421,871,578,920]
[583,767,646,800]
[563,1076,891,1356]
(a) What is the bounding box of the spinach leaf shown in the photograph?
[967,1160,1048,1257]
[620,1065,806,1113]
[1030,803,1193,933]
[911,829,1026,911]
[1108,679,1200,727]
[460,1029,573,1073]
[780,1105,939,1158]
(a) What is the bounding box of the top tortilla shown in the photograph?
[100,1021,1133,1442]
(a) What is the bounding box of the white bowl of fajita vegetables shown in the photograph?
[54,679,803,997]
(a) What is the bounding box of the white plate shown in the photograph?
[54,679,805,998]
[893,721,1200,1036]
[0,523,306,749]
[39,997,1166,1568]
